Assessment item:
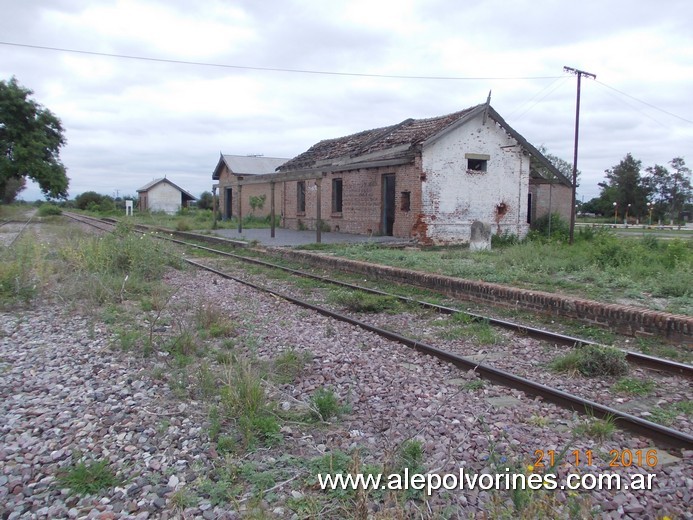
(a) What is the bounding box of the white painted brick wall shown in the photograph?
[421,113,530,244]
[147,182,182,214]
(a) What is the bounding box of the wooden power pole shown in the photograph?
[564,66,596,244]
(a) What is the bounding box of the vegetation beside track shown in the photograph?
[297,229,693,316]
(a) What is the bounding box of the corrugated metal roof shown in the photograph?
[222,155,289,175]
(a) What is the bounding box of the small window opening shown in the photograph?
[332,178,343,213]
[400,191,411,212]
[297,181,305,213]
[468,158,487,172]
[496,202,508,216]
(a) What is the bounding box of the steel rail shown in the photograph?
[63,212,693,378]
[7,214,35,247]
[63,212,693,449]
[160,230,693,378]
[184,257,693,450]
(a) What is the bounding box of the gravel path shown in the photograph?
[1,267,691,519]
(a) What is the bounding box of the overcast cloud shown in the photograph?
[1,0,691,202]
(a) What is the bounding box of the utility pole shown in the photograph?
[564,66,596,244]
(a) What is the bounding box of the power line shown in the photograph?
[0,41,563,81]
[508,76,570,120]
[595,80,693,125]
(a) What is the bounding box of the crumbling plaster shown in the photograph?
[420,114,530,244]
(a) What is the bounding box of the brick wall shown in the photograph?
[271,249,693,343]
[282,163,422,237]
[217,167,278,219]
[529,182,572,223]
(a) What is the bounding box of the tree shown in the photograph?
[75,191,114,212]
[198,191,214,210]
[645,157,692,222]
[597,153,649,220]
[1,176,26,204]
[0,77,69,201]
[249,194,266,216]
[538,145,581,187]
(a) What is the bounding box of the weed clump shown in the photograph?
[328,289,400,313]
[551,344,629,377]
[57,458,119,496]
[310,387,347,421]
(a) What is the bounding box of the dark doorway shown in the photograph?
[526,193,532,224]
[382,174,395,236]
[225,187,233,219]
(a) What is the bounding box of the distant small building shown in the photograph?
[213,155,290,219]
[137,177,196,214]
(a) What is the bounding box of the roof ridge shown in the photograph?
[352,118,415,157]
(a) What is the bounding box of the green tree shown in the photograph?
[198,191,214,210]
[538,145,581,186]
[0,77,69,201]
[597,154,649,220]
[645,157,692,222]
[249,194,266,216]
[75,191,114,212]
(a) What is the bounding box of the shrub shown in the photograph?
[551,345,629,377]
[37,204,62,216]
[176,218,192,231]
[529,212,569,241]
[491,230,520,247]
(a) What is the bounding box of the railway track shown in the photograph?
[0,214,35,247]
[63,212,693,449]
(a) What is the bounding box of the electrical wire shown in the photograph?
[0,41,562,81]
[595,80,693,125]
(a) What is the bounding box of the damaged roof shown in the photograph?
[277,104,571,186]
[278,105,481,172]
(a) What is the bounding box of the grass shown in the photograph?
[219,356,280,449]
[573,413,617,440]
[57,458,119,495]
[550,344,629,377]
[327,289,401,313]
[436,314,500,344]
[649,401,693,426]
[612,377,655,395]
[272,348,310,384]
[296,231,693,315]
[310,387,345,421]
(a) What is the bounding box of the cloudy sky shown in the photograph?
[1,0,691,202]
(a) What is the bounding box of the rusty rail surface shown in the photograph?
[63,212,693,449]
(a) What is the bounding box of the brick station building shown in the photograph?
[214,103,572,245]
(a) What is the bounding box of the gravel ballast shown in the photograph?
[1,267,691,519]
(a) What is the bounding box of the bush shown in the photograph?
[529,212,569,241]
[551,345,629,377]
[37,204,62,216]
[176,218,192,231]
[75,191,115,213]
[491,230,519,247]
